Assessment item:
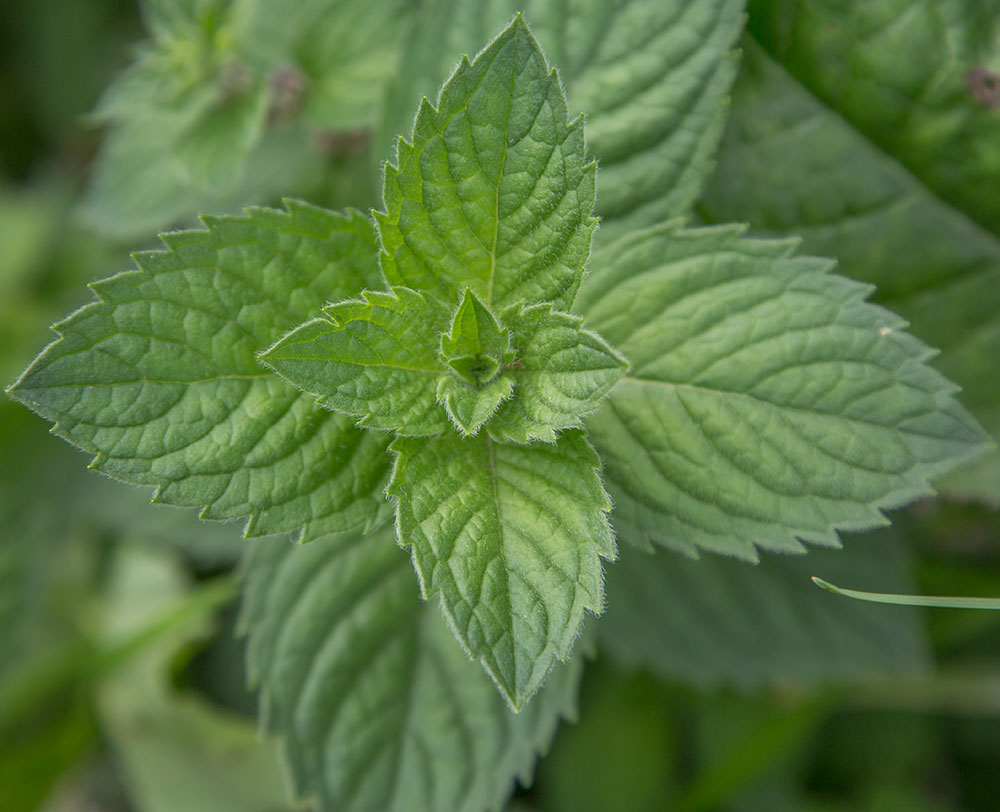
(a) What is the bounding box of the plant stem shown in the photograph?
[811,577,1000,609]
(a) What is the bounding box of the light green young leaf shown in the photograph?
[260,288,451,436]
[388,430,615,709]
[241,526,583,812]
[489,303,628,444]
[699,17,1000,501]
[380,0,745,248]
[376,15,597,312]
[599,533,930,689]
[437,375,514,438]
[577,223,990,560]
[436,288,515,435]
[7,202,392,542]
[441,288,513,384]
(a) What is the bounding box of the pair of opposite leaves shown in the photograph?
[6,16,990,710]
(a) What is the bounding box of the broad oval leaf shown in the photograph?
[388,430,615,708]
[7,201,393,542]
[577,223,991,560]
[375,15,597,311]
[436,288,516,436]
[241,525,583,812]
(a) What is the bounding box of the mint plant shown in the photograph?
[5,10,994,811]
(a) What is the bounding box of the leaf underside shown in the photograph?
[241,525,583,812]
[577,222,990,560]
[388,429,615,709]
[7,201,393,542]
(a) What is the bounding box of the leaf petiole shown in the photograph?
[811,577,1000,610]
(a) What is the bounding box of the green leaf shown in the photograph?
[387,430,615,708]
[577,223,991,560]
[241,525,583,812]
[746,0,1000,232]
[231,0,414,130]
[599,533,930,689]
[699,14,1000,501]
[7,201,392,543]
[376,15,597,312]
[441,288,513,383]
[85,0,414,238]
[81,100,324,240]
[436,288,515,436]
[172,81,270,192]
[260,288,451,436]
[380,0,745,248]
[98,547,293,812]
[489,303,629,443]
[438,375,514,438]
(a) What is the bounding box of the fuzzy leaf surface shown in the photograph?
[436,288,515,435]
[388,430,615,708]
[438,375,514,438]
[260,288,450,436]
[441,288,512,383]
[8,202,392,542]
[376,15,597,311]
[577,223,990,560]
[700,12,1000,500]
[489,304,628,443]
[241,526,583,812]
[380,0,745,248]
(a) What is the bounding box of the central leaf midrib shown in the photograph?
[619,375,943,440]
[484,434,517,690]
[485,34,518,309]
[320,357,442,374]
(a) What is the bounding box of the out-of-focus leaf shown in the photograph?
[97,546,294,812]
[598,533,931,689]
[232,0,413,130]
[532,666,676,812]
[700,9,1000,500]
[84,0,413,237]
[241,525,584,811]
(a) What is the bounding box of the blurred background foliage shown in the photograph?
[1,0,999,810]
